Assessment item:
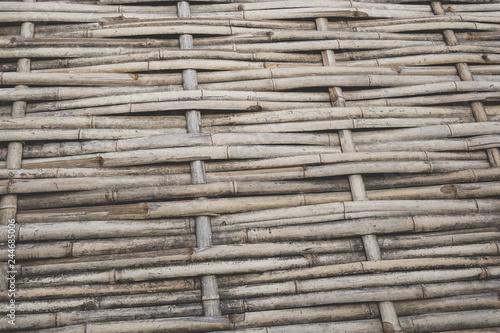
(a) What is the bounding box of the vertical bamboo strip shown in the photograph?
[316,17,403,333]
[431,1,500,167]
[1,0,34,295]
[178,0,221,318]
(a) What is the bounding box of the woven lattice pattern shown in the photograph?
[1,0,500,332]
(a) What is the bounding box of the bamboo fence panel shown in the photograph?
[0,0,499,332]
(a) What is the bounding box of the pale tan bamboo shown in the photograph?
[432,0,500,166]
[214,309,500,333]
[29,100,330,117]
[1,160,490,196]
[178,0,221,318]
[0,2,34,298]
[0,151,488,177]
[10,258,499,302]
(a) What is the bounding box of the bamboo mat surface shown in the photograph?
[1,0,500,332]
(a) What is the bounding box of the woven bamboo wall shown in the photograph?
[1,0,500,332]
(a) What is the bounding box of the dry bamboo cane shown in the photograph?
[14,192,500,222]
[1,160,491,198]
[7,283,498,332]
[12,240,360,275]
[0,3,34,300]
[3,290,500,330]
[7,289,201,314]
[12,169,500,210]
[0,151,488,177]
[0,85,181,102]
[178,0,221,318]
[10,258,499,303]
[0,304,204,331]
[394,292,500,316]
[211,197,499,226]
[16,92,469,115]
[217,256,500,288]
[13,247,500,287]
[217,278,500,314]
[431,0,500,166]
[28,100,330,117]
[11,240,499,276]
[216,308,500,333]
[11,90,332,113]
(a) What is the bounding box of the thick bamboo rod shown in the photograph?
[0,1,34,298]
[432,0,500,167]
[316,17,402,333]
[178,0,221,318]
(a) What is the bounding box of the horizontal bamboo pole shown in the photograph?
[15,244,500,286]
[0,72,461,88]
[6,269,498,314]
[0,304,204,331]
[348,92,500,107]
[222,267,500,301]
[6,222,498,263]
[0,85,180,102]
[18,90,332,113]
[29,100,330,117]
[13,241,360,275]
[394,292,500,316]
[244,213,500,243]
[14,171,500,210]
[7,289,201,314]
[0,128,187,141]
[345,81,500,100]
[0,151,488,178]
[217,309,500,333]
[2,160,490,198]
[204,118,475,134]
[379,231,500,250]
[3,290,500,330]
[341,53,500,67]
[9,259,498,304]
[212,198,499,226]
[0,47,155,59]
[221,279,500,314]
[382,242,500,259]
[217,257,500,287]
[200,106,473,126]
[15,195,500,222]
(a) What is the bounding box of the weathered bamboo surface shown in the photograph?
[1,0,499,332]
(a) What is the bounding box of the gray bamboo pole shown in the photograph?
[178,0,221,318]
[316,17,402,333]
[0,0,34,298]
[431,1,500,167]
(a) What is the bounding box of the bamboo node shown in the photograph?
[424,151,430,162]
[494,241,500,256]
[294,280,300,294]
[479,267,490,279]
[419,283,428,298]
[82,299,98,311]
[303,254,316,267]
[410,216,417,232]
[382,322,397,333]
[228,313,244,325]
